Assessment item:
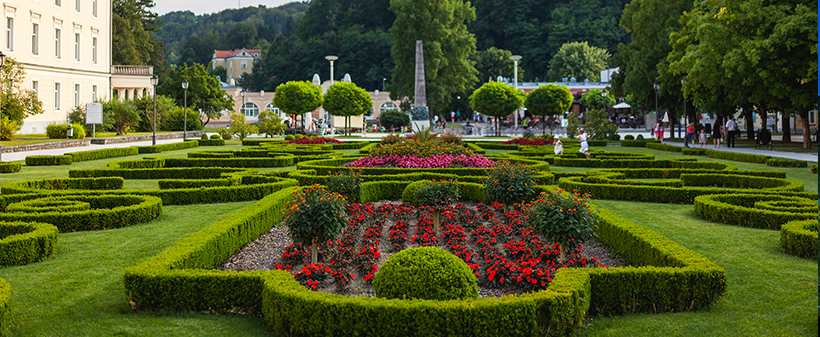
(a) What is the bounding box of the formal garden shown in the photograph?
[0,131,814,336]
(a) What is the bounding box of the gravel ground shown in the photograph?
[218,202,628,298]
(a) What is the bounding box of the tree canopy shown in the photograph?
[546,42,609,82]
[524,84,572,134]
[0,58,44,137]
[579,89,615,111]
[388,0,478,115]
[273,81,324,117]
[324,82,373,135]
[157,63,235,125]
[469,82,524,136]
[113,0,165,70]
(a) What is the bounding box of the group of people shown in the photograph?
[658,116,740,149]
[551,129,591,159]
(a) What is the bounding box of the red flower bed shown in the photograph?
[274,201,604,292]
[284,137,344,144]
[502,138,554,145]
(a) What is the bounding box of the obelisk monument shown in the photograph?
[411,40,430,132]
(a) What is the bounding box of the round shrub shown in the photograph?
[624,135,635,140]
[285,135,295,141]
[46,124,69,139]
[636,134,645,140]
[373,246,478,300]
[201,134,209,140]
[483,160,537,209]
[70,123,86,139]
[209,134,220,140]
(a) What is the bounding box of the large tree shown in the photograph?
[157,64,235,126]
[324,82,373,136]
[273,81,324,129]
[469,81,524,136]
[0,58,44,139]
[470,47,523,83]
[524,84,572,134]
[547,41,609,82]
[113,0,165,68]
[579,89,615,111]
[388,0,478,115]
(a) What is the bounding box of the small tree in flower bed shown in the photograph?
[483,161,537,212]
[284,137,343,144]
[502,138,554,145]
[325,170,364,203]
[524,189,598,262]
[414,180,460,237]
[439,132,463,145]
[284,185,349,264]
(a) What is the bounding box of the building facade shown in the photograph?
[212,48,261,84]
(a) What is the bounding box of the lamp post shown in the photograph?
[601,90,607,110]
[182,79,189,140]
[325,55,338,133]
[240,89,246,119]
[382,78,386,92]
[510,55,522,130]
[0,51,5,161]
[150,74,158,145]
[681,76,686,140]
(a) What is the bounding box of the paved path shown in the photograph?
[0,138,186,162]
[657,141,818,162]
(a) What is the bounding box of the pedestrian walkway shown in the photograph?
[661,141,818,162]
[0,138,186,162]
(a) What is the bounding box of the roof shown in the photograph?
[213,49,263,59]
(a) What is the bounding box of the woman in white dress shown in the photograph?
[578,129,591,159]
[553,137,564,155]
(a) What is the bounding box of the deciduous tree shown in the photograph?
[273,81,323,129]
[157,63,234,126]
[525,84,572,134]
[546,41,609,82]
[0,58,43,138]
[469,81,524,136]
[323,82,373,136]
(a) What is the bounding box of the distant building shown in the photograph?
[5,0,155,134]
[212,49,261,83]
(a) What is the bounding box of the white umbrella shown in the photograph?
[662,112,670,123]
[612,102,631,109]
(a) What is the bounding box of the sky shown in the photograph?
[154,0,297,16]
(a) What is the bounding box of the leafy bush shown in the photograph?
[525,190,598,262]
[624,135,634,140]
[705,149,769,163]
[219,128,232,140]
[0,116,18,141]
[284,186,349,264]
[812,164,817,174]
[413,180,460,236]
[284,135,295,141]
[46,123,69,139]
[210,134,221,140]
[25,155,73,166]
[439,132,463,145]
[380,133,402,145]
[636,134,644,140]
[325,170,364,203]
[372,247,478,300]
[766,158,808,168]
[380,109,411,129]
[201,134,209,140]
[483,160,537,209]
[0,162,22,173]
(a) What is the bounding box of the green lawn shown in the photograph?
[0,143,815,336]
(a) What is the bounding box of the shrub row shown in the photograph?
[197,139,225,146]
[587,140,607,147]
[464,142,487,154]
[158,178,234,190]
[299,157,550,177]
[1,177,123,193]
[110,158,165,169]
[286,169,553,189]
[66,147,140,162]
[693,194,817,230]
[779,220,818,259]
[468,142,519,150]
[242,139,285,146]
[359,143,380,154]
[188,151,235,158]
[681,148,707,155]
[399,181,485,205]
[704,149,769,163]
[68,167,249,180]
[163,157,294,168]
[0,278,9,335]
[0,163,20,174]
[619,139,656,147]
[645,142,683,152]
[554,158,731,170]
[137,140,199,154]
[0,221,58,266]
[0,195,162,232]
[765,158,808,168]
[589,167,780,179]
[680,173,804,191]
[6,199,91,213]
[332,141,372,150]
[25,155,73,166]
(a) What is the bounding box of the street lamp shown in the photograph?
[680,76,686,139]
[0,51,5,161]
[325,55,338,85]
[382,78,386,92]
[240,89,246,119]
[182,79,189,140]
[510,55,522,130]
[150,74,158,145]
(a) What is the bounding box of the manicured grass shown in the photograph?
[580,200,817,337]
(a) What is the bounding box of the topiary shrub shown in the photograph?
[285,135,295,141]
[624,135,635,140]
[525,189,598,262]
[209,134,220,140]
[201,134,209,140]
[636,134,645,140]
[483,160,537,211]
[413,180,460,237]
[372,246,478,300]
[284,185,349,264]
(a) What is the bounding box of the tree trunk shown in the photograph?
[783,115,792,142]
[559,244,567,263]
[433,210,441,238]
[311,237,318,265]
[743,107,755,140]
[800,110,812,149]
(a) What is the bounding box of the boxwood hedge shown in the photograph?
[779,220,817,259]
[25,155,73,166]
[0,221,58,266]
[0,195,162,232]
[0,163,21,174]
[693,194,817,230]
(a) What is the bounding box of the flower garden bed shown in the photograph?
[220,201,625,297]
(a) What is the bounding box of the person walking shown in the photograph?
[699,128,707,148]
[712,123,723,148]
[578,129,591,159]
[658,123,665,144]
[725,117,738,148]
[685,121,696,148]
[553,136,564,155]
[654,122,661,141]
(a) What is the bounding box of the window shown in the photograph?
[74,33,80,61]
[75,0,81,12]
[242,103,259,118]
[241,60,247,69]
[810,110,817,125]
[229,61,232,69]
[5,17,12,51]
[32,80,38,97]
[54,28,60,59]
[74,84,80,107]
[380,102,398,114]
[31,23,38,55]
[54,83,61,111]
[92,85,97,101]
[93,0,97,17]
[55,0,61,7]
[91,36,97,63]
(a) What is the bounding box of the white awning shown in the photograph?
[612,102,631,109]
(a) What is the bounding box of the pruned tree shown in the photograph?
[525,84,572,134]
[469,82,524,136]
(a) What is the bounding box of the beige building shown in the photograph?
[4,0,153,134]
[212,49,261,84]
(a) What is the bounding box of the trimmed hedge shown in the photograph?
[137,140,199,154]
[110,158,166,169]
[299,156,550,177]
[66,147,140,162]
[765,158,808,168]
[198,139,226,146]
[779,220,818,259]
[158,178,234,190]
[587,140,607,147]
[645,142,683,152]
[812,164,817,173]
[693,194,817,230]
[680,173,804,192]
[68,167,250,179]
[0,221,58,265]
[163,157,294,168]
[0,163,21,174]
[188,151,235,158]
[619,139,657,147]
[0,195,162,232]
[468,142,519,150]
[704,149,769,163]
[1,177,123,193]
[242,139,285,146]
[681,148,707,155]
[332,141,372,150]
[0,278,10,335]
[25,155,73,166]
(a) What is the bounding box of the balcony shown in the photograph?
[111,65,154,75]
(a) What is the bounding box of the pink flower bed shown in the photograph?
[345,154,495,168]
